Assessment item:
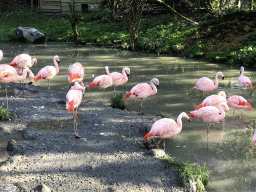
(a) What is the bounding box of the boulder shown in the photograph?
[15,27,45,43]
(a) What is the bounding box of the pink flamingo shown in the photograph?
[15,67,35,83]
[66,82,85,138]
[105,66,130,95]
[88,70,113,98]
[238,66,252,90]
[34,55,60,89]
[124,78,159,110]
[9,54,37,68]
[194,91,227,111]
[0,64,29,109]
[0,50,3,61]
[253,130,256,147]
[192,71,224,94]
[227,95,253,115]
[143,112,190,151]
[189,102,229,133]
[68,62,84,87]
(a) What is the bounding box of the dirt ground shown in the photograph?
[0,82,187,192]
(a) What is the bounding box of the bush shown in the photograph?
[0,105,13,121]
[229,45,256,65]
[110,93,126,110]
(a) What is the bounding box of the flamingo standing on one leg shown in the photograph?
[0,65,29,109]
[143,112,190,151]
[227,95,253,115]
[68,62,84,87]
[66,82,85,138]
[34,55,60,89]
[105,66,130,95]
[194,91,227,110]
[189,103,229,148]
[88,70,113,99]
[253,130,256,147]
[124,78,159,110]
[238,66,252,94]
[192,71,224,95]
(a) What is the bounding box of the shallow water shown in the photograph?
[1,42,256,191]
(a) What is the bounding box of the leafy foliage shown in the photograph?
[110,93,126,110]
[0,105,13,121]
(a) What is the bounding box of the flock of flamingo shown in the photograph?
[0,50,256,149]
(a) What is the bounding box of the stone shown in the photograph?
[145,149,165,158]
[15,27,45,43]
[7,139,17,152]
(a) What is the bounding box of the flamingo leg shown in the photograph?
[5,84,8,109]
[140,99,144,110]
[48,80,50,89]
[206,123,210,149]
[114,86,116,95]
[156,139,162,149]
[102,89,105,99]
[163,140,166,151]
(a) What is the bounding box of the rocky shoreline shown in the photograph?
[0,82,187,191]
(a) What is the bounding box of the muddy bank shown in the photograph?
[0,82,186,191]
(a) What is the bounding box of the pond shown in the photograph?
[0,42,256,191]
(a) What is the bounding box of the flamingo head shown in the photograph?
[54,55,60,64]
[219,102,229,112]
[124,67,130,77]
[217,71,224,80]
[240,66,244,74]
[151,78,159,88]
[32,58,37,66]
[218,91,226,98]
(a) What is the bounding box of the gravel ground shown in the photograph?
[0,82,186,192]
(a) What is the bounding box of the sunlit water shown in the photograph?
[1,42,256,191]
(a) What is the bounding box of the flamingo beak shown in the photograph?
[222,76,224,80]
[57,60,60,64]
[156,85,159,88]
[188,118,191,122]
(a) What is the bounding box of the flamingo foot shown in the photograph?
[156,144,159,148]
[75,133,80,138]
[102,95,104,99]
[207,130,209,133]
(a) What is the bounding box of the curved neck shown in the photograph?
[176,112,187,131]
[16,69,28,81]
[150,81,157,94]
[53,57,59,74]
[214,73,220,88]
[105,66,110,75]
[218,105,226,119]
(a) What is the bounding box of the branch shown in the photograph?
[157,0,199,26]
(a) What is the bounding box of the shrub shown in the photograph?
[0,105,13,121]
[110,93,125,110]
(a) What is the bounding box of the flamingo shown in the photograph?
[238,66,252,93]
[66,82,85,138]
[143,112,190,151]
[9,54,37,68]
[15,68,35,83]
[87,70,113,99]
[189,102,229,133]
[192,71,224,94]
[227,95,253,115]
[0,64,29,109]
[253,130,256,147]
[0,50,3,61]
[124,78,159,110]
[34,55,60,89]
[194,91,227,111]
[105,66,130,95]
[68,62,84,87]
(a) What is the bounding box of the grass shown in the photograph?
[161,155,210,192]
[0,105,13,121]
[156,111,171,118]
[110,93,126,110]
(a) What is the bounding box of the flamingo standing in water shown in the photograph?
[68,62,84,87]
[238,66,252,93]
[9,54,37,69]
[253,130,256,147]
[124,78,159,110]
[66,82,85,138]
[105,66,130,95]
[194,91,227,111]
[192,71,224,94]
[227,95,253,115]
[88,68,113,98]
[35,55,60,89]
[0,64,29,109]
[143,112,190,151]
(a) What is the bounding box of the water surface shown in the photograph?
[0,42,256,191]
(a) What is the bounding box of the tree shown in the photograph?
[69,0,81,43]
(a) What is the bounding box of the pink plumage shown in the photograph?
[192,71,224,92]
[66,82,85,138]
[105,66,130,95]
[15,67,34,82]
[238,66,252,88]
[0,50,3,61]
[88,70,113,98]
[124,78,159,109]
[68,62,84,86]
[227,95,253,111]
[0,64,30,109]
[35,55,60,89]
[194,91,227,111]
[9,54,37,69]
[143,112,190,150]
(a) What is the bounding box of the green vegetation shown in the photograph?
[161,155,210,192]
[110,93,126,110]
[0,105,13,121]
[156,111,171,118]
